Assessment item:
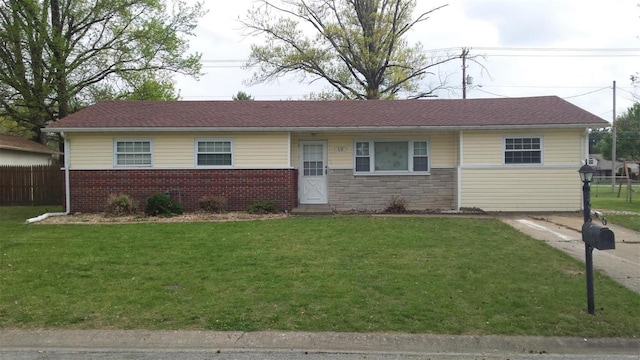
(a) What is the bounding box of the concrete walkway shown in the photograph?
[500,212,640,294]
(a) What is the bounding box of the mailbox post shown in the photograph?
[578,163,615,315]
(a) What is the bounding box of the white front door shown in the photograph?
[299,141,328,204]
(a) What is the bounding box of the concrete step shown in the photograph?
[291,205,333,215]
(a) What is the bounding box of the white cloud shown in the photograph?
[175,0,640,120]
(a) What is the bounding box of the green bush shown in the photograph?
[106,193,137,215]
[199,195,228,213]
[145,193,184,217]
[247,200,278,214]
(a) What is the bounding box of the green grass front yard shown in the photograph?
[591,184,640,231]
[1,206,639,337]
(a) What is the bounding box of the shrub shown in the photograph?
[385,195,408,213]
[106,193,136,215]
[247,200,278,214]
[145,193,184,217]
[199,195,228,213]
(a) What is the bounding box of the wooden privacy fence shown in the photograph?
[0,165,63,206]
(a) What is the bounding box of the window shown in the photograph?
[114,139,152,167]
[196,139,233,167]
[354,140,429,174]
[504,137,542,164]
[303,144,324,176]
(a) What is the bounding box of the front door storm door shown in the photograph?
[299,141,328,204]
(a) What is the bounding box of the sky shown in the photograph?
[174,0,640,123]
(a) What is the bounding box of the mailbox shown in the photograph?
[582,222,615,250]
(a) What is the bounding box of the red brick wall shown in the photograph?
[68,169,298,213]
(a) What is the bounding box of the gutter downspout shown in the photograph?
[457,130,463,211]
[26,132,71,224]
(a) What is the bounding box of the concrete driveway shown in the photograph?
[500,213,640,294]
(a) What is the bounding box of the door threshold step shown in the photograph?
[291,205,333,215]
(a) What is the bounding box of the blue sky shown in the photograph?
[175,0,639,122]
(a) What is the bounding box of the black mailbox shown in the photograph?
[582,222,615,250]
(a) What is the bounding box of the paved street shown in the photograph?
[1,330,639,360]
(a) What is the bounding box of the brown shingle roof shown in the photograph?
[46,96,608,131]
[0,134,61,154]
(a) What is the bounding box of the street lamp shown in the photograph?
[578,163,595,223]
[578,161,617,315]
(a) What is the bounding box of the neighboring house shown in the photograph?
[588,154,614,179]
[589,154,639,180]
[0,134,61,166]
[44,96,608,213]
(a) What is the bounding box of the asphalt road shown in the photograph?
[2,349,640,359]
[1,330,639,360]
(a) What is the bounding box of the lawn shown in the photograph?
[591,183,640,231]
[1,206,639,337]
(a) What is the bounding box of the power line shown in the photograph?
[562,87,611,99]
[472,47,640,52]
[198,46,640,65]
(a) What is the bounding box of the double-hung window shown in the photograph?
[504,137,542,164]
[354,140,429,174]
[196,139,233,167]
[114,139,152,167]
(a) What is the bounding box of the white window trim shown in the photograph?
[194,138,234,168]
[503,135,544,166]
[113,138,153,168]
[353,139,430,175]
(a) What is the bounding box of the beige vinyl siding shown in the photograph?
[291,131,457,169]
[233,133,289,167]
[460,168,581,211]
[67,133,114,169]
[67,132,290,169]
[543,129,584,165]
[462,129,584,166]
[460,129,585,211]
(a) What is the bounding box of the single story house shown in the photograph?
[0,134,62,166]
[44,96,608,213]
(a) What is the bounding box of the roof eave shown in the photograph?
[0,145,62,154]
[43,123,608,133]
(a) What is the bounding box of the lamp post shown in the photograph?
[579,163,595,223]
[578,162,596,314]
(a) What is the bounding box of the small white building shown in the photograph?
[0,134,61,166]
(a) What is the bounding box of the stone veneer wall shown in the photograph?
[328,168,456,211]
[68,169,298,213]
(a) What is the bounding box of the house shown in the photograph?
[589,154,640,180]
[43,96,608,213]
[0,134,61,166]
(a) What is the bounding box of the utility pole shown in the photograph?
[461,48,470,99]
[612,80,617,192]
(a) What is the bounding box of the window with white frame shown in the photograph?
[354,140,429,174]
[114,139,152,167]
[504,137,542,164]
[196,139,233,167]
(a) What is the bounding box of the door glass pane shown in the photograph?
[303,144,323,176]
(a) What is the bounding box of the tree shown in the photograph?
[588,128,607,154]
[232,91,255,100]
[0,0,204,143]
[89,71,180,102]
[0,117,34,138]
[241,0,461,100]
[597,103,640,161]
